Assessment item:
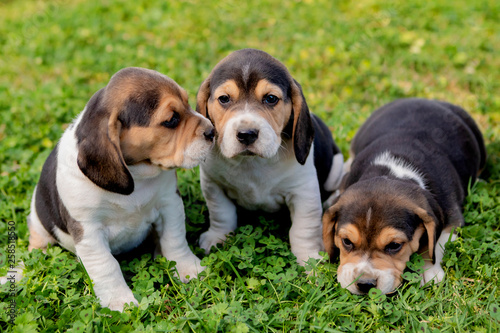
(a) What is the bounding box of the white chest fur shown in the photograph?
[200,144,317,212]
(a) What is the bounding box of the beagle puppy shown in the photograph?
[323,98,486,295]
[196,49,344,265]
[27,67,215,311]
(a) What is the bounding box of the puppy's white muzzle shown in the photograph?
[338,257,397,295]
[220,113,280,159]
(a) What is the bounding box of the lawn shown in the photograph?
[0,0,499,331]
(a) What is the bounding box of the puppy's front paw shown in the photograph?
[199,229,229,254]
[294,250,323,266]
[421,264,445,285]
[175,255,205,283]
[100,288,138,312]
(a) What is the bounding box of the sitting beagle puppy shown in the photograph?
[27,67,215,311]
[196,49,344,265]
[323,98,486,295]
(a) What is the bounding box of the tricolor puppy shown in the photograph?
[27,67,215,311]
[196,49,344,264]
[323,98,486,295]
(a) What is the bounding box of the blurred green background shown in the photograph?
[0,0,499,331]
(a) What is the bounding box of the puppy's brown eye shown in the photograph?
[263,94,279,106]
[161,112,180,129]
[218,95,230,105]
[342,238,354,251]
[385,242,403,254]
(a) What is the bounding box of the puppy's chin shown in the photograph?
[149,139,214,170]
[151,156,207,170]
[182,140,214,168]
[128,162,162,179]
[240,150,256,156]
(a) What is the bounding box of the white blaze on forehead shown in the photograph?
[372,151,427,190]
[366,207,372,229]
[242,63,251,83]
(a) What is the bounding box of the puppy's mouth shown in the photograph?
[239,149,256,156]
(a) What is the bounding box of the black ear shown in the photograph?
[196,76,211,121]
[291,80,314,165]
[322,202,341,261]
[76,89,134,195]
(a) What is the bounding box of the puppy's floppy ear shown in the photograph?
[412,205,441,264]
[196,76,211,120]
[76,88,134,195]
[322,199,341,261]
[291,79,314,165]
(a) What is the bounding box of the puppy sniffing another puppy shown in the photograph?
[323,98,486,295]
[27,67,214,311]
[196,49,344,265]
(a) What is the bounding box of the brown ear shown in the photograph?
[322,202,341,261]
[76,89,134,195]
[196,76,211,119]
[291,80,314,165]
[412,206,439,263]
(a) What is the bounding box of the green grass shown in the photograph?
[0,0,499,331]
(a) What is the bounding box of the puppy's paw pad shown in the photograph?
[199,229,229,253]
[175,256,205,283]
[422,265,445,285]
[103,293,138,312]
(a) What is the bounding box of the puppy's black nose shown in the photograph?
[356,279,377,294]
[237,129,259,145]
[204,128,215,142]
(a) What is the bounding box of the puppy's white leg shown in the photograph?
[322,153,344,210]
[422,229,456,284]
[287,183,324,265]
[343,155,354,174]
[199,172,237,253]
[323,190,341,210]
[156,193,203,282]
[75,229,138,312]
[324,153,344,192]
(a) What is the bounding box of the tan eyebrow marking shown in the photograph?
[337,224,361,247]
[254,79,283,100]
[213,80,240,101]
[376,227,408,250]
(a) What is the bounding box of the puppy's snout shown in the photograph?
[356,278,377,294]
[204,127,215,142]
[236,129,259,145]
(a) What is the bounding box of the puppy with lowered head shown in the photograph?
[196,49,344,265]
[27,67,214,311]
[323,98,485,294]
